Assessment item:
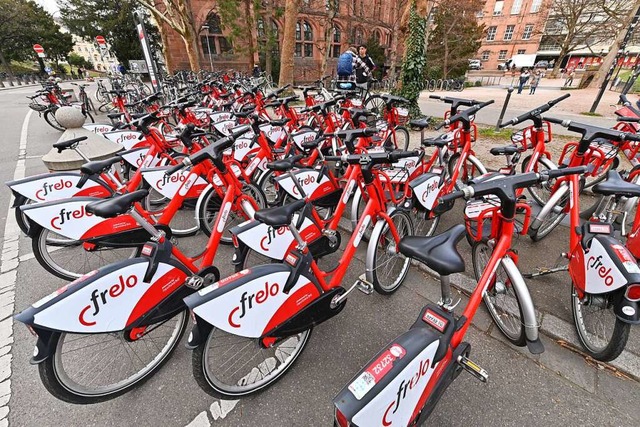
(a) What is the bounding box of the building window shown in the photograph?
[504,25,515,41]
[511,0,522,14]
[331,26,342,58]
[354,26,365,46]
[201,13,232,56]
[493,0,503,15]
[295,21,314,57]
[517,49,526,54]
[257,18,279,57]
[498,50,508,60]
[530,0,542,13]
[522,24,533,40]
[481,51,490,61]
[374,0,382,20]
[486,26,497,41]
[373,29,382,45]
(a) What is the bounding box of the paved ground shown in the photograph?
[0,83,637,427]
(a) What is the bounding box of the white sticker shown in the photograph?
[348,371,376,400]
[353,215,371,247]
[622,306,636,316]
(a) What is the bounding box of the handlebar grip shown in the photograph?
[324,156,342,162]
[429,95,442,100]
[499,118,515,128]
[439,190,466,204]
[624,132,640,142]
[545,117,569,126]
[544,166,589,180]
[548,93,571,106]
[479,100,495,108]
[363,127,378,137]
[435,120,448,130]
[230,125,252,140]
[165,161,186,176]
[617,117,640,123]
[389,150,421,162]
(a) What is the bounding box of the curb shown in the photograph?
[335,216,640,382]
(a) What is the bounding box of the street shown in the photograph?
[0,83,638,427]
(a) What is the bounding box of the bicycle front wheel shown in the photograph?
[364,95,386,116]
[571,287,629,361]
[39,310,188,404]
[44,109,65,131]
[472,241,526,346]
[384,126,410,151]
[368,210,414,294]
[193,326,311,399]
[528,189,568,242]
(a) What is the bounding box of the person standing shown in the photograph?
[564,68,576,87]
[529,69,542,95]
[355,45,375,90]
[517,68,530,94]
[336,47,371,89]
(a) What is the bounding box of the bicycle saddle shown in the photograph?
[107,112,124,120]
[266,154,305,171]
[421,137,449,148]
[593,170,640,198]
[80,156,123,176]
[490,145,521,156]
[267,118,290,127]
[409,118,430,129]
[53,136,88,152]
[254,198,306,228]
[398,224,466,276]
[86,189,149,218]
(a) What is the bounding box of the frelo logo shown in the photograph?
[228,282,279,327]
[116,133,138,144]
[292,174,316,195]
[587,255,615,287]
[156,172,185,190]
[50,206,93,230]
[260,225,288,251]
[78,274,138,326]
[421,179,439,203]
[382,357,432,426]
[35,179,74,200]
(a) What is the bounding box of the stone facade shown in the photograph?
[161,0,404,81]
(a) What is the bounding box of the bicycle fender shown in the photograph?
[6,172,112,203]
[20,197,140,241]
[14,257,189,334]
[333,329,441,427]
[141,166,208,199]
[183,264,321,339]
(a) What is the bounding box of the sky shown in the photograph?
[35,0,60,15]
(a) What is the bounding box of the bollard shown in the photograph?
[496,86,514,131]
[16,76,22,85]
[0,79,4,88]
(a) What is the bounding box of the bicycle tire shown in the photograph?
[528,189,568,242]
[32,227,139,281]
[448,153,487,190]
[44,109,65,131]
[411,209,440,237]
[571,286,629,361]
[256,168,281,207]
[368,209,414,294]
[15,199,34,236]
[521,155,557,207]
[39,310,188,404]
[364,95,386,116]
[83,110,95,123]
[198,183,267,244]
[192,326,312,399]
[385,126,410,151]
[472,241,527,346]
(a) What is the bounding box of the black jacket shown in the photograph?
[355,55,375,83]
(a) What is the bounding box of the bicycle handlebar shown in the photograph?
[545,116,640,143]
[499,93,571,128]
[435,100,494,130]
[617,116,640,123]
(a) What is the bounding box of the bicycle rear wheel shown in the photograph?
[571,287,629,361]
[193,326,311,399]
[44,109,65,131]
[472,241,527,346]
[39,310,187,404]
[384,126,409,151]
[364,95,386,116]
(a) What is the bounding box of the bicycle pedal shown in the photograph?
[354,274,374,295]
[185,275,204,290]
[457,355,488,383]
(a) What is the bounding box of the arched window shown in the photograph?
[295,20,314,57]
[201,12,232,56]
[354,26,365,46]
[331,25,342,58]
[257,18,279,56]
[373,29,382,45]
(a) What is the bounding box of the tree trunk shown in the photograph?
[278,0,301,86]
[244,0,257,71]
[550,43,570,78]
[589,1,640,88]
[0,50,14,80]
[320,10,335,77]
[181,24,201,71]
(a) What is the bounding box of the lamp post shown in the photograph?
[200,24,214,72]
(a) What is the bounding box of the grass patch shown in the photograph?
[477,126,513,139]
[580,111,602,117]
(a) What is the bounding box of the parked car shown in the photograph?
[535,60,550,69]
[468,59,482,70]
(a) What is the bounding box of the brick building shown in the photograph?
[475,0,549,70]
[162,0,404,81]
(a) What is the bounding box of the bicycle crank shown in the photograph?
[456,355,488,383]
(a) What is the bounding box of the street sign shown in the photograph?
[33,44,45,58]
[128,60,148,74]
[95,35,106,46]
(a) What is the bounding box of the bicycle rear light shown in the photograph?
[334,408,350,427]
[626,284,640,301]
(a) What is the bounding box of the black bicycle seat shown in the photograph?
[52,136,88,152]
[409,118,430,130]
[80,156,123,176]
[593,170,640,198]
[398,224,466,276]
[107,112,124,120]
[421,137,449,148]
[490,145,521,156]
[86,189,148,218]
[266,154,305,171]
[254,198,306,228]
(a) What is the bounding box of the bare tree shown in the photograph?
[544,0,631,77]
[135,0,200,71]
[278,0,301,86]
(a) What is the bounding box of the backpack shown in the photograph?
[337,53,353,77]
